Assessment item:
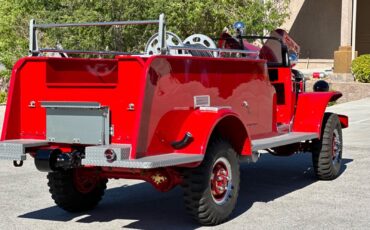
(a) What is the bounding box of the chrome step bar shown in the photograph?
[251,132,318,151]
[83,144,203,169]
[0,139,49,161]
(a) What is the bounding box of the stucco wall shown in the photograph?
[356,0,370,55]
[289,0,341,59]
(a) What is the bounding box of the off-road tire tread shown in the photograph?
[182,139,240,225]
[312,113,343,180]
[47,170,108,212]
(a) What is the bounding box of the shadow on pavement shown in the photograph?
[19,153,353,229]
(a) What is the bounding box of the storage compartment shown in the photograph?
[41,102,110,145]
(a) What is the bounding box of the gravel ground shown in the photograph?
[0,98,369,230]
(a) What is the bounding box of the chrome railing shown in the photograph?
[29,14,166,56]
[38,49,137,56]
[168,45,260,59]
[29,14,260,59]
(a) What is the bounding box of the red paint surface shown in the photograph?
[292,91,343,136]
[138,56,275,156]
[1,55,274,158]
[271,67,296,125]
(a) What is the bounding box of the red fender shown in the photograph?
[147,109,251,156]
[292,92,347,136]
[1,57,30,140]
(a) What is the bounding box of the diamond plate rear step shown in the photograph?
[0,139,49,161]
[83,145,203,169]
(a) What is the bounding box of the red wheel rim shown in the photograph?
[73,169,99,194]
[210,157,232,205]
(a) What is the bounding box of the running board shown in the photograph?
[83,145,203,169]
[251,132,318,151]
[83,153,204,169]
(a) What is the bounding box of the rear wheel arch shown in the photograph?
[207,115,251,156]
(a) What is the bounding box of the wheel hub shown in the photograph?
[73,169,99,194]
[210,157,232,205]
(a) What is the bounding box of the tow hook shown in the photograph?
[13,160,23,167]
[171,132,193,149]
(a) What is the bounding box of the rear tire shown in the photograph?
[47,169,107,212]
[312,113,343,180]
[182,139,240,225]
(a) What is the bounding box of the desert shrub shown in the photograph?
[0,91,7,104]
[352,54,370,83]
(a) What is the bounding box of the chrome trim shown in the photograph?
[29,14,166,56]
[34,20,160,29]
[158,13,166,54]
[83,151,203,169]
[199,106,232,112]
[29,19,38,55]
[41,101,102,109]
[39,49,137,56]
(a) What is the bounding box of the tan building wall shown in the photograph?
[282,0,369,73]
[356,0,370,55]
[288,0,342,59]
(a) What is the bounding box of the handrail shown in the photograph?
[29,14,166,56]
[39,48,140,56]
[34,20,160,29]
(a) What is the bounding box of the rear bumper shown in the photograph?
[0,139,48,161]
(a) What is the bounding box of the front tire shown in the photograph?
[182,139,240,225]
[312,113,343,180]
[47,168,108,212]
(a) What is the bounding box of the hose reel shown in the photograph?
[183,34,217,57]
[145,31,183,55]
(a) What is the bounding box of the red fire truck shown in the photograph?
[0,14,348,225]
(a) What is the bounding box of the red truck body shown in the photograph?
[3,56,273,155]
[2,56,346,156]
[0,15,348,225]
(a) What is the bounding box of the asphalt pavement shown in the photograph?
[0,98,370,230]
